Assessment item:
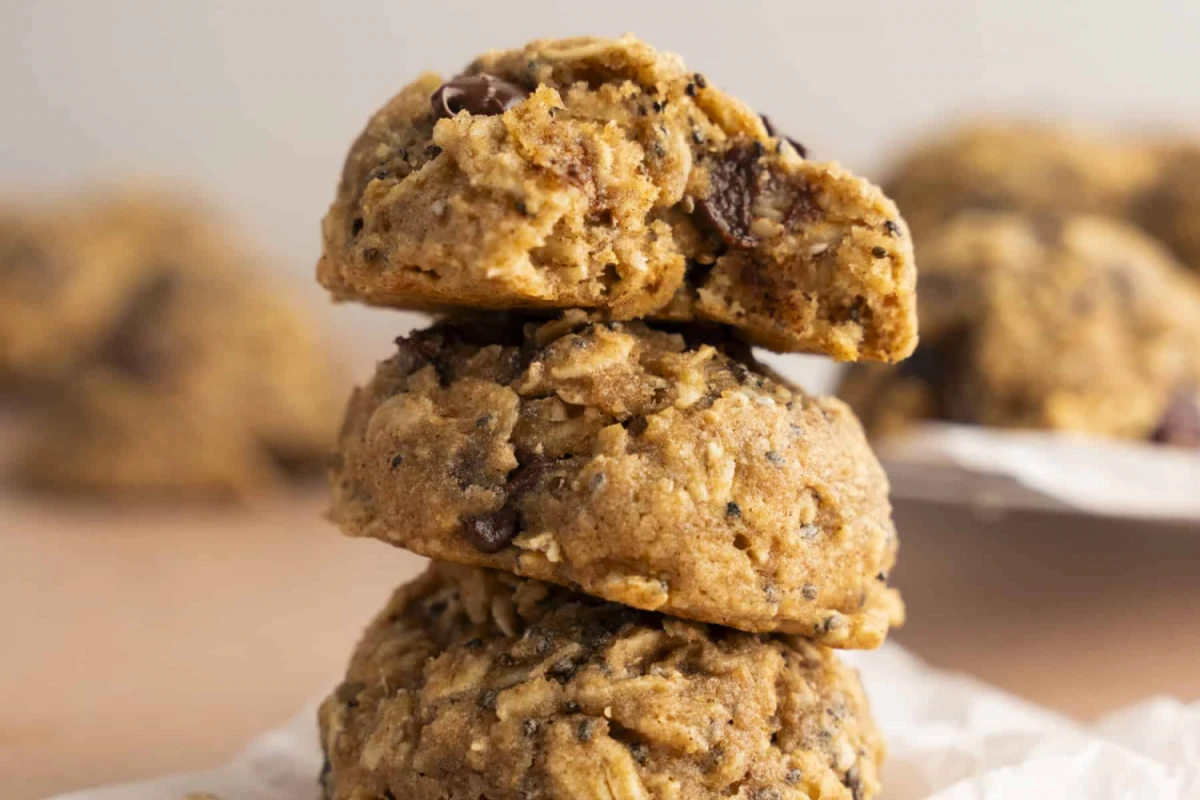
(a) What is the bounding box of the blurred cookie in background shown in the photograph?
[883,121,1159,240]
[0,197,169,388]
[1133,140,1200,275]
[839,212,1200,447]
[2,188,344,498]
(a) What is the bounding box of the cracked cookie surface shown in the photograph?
[319,563,884,800]
[330,312,902,646]
[318,35,916,362]
[840,212,1200,445]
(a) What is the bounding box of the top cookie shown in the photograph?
[318,35,917,362]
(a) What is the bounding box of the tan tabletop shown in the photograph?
[2,487,1199,800]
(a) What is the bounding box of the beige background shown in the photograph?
[3,0,1200,357]
[3,2,1200,797]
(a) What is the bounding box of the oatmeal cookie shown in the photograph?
[884,121,1158,239]
[840,212,1200,444]
[330,312,901,646]
[0,195,177,387]
[319,563,884,800]
[318,35,917,362]
[19,211,342,497]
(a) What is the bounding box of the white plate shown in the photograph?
[878,423,1200,525]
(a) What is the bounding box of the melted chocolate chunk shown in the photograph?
[462,506,519,554]
[695,142,763,249]
[460,455,558,553]
[759,114,809,158]
[1150,389,1200,448]
[431,74,529,120]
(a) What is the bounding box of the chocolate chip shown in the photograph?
[1150,389,1200,448]
[844,766,865,800]
[871,246,888,259]
[764,585,781,603]
[548,658,578,683]
[693,73,708,89]
[628,741,650,765]
[625,415,649,437]
[784,182,820,226]
[765,450,785,466]
[461,507,519,553]
[684,257,717,288]
[726,501,742,518]
[802,584,819,600]
[695,142,763,249]
[884,220,902,237]
[431,74,529,119]
[475,414,495,428]
[389,454,403,469]
[576,719,596,742]
[876,572,887,582]
[759,114,808,158]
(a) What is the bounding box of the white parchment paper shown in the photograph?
[49,645,1199,800]
[876,424,1200,524]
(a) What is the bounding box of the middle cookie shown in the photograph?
[331,312,902,647]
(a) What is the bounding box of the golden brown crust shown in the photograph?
[318,35,916,362]
[319,563,884,800]
[330,312,902,647]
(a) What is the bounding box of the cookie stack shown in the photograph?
[314,36,918,800]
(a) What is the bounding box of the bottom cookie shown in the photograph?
[319,563,883,800]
